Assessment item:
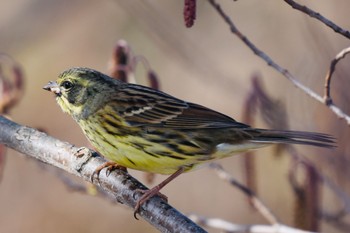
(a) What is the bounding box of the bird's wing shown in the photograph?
[112,84,248,129]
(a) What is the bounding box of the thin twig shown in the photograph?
[207,0,350,125]
[324,47,350,105]
[208,163,279,225]
[0,116,206,233]
[284,0,350,40]
[188,214,317,233]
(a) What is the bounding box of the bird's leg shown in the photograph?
[91,161,127,182]
[134,167,185,219]
[74,147,128,182]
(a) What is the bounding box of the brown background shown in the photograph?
[1,1,349,232]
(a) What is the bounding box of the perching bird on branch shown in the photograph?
[44,67,335,216]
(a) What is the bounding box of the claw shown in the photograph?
[133,188,168,219]
[91,161,127,183]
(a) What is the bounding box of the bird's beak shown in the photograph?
[43,81,61,96]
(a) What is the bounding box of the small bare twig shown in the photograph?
[188,214,317,233]
[207,0,350,125]
[324,47,350,105]
[208,163,279,225]
[284,0,350,40]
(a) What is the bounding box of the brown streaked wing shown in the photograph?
[113,83,249,129]
[163,103,249,129]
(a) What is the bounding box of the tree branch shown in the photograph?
[283,0,350,40]
[0,115,206,233]
[188,214,317,233]
[207,0,350,125]
[209,163,279,225]
[324,47,350,105]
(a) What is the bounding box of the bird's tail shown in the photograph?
[248,129,336,148]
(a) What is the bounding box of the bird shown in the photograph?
[43,67,335,216]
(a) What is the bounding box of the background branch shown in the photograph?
[284,0,350,40]
[209,163,279,225]
[1,1,348,232]
[324,47,350,105]
[207,0,350,125]
[188,214,317,233]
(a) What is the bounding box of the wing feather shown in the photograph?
[111,84,248,129]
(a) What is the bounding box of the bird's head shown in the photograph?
[43,67,118,120]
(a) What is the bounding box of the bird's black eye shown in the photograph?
[61,80,74,90]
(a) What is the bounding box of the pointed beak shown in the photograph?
[43,81,61,96]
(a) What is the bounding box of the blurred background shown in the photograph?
[1,0,350,232]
